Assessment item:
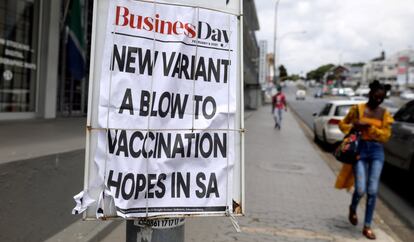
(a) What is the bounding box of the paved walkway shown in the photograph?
[0,117,85,164]
[101,105,399,242]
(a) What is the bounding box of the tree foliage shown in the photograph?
[287,74,301,81]
[306,64,334,81]
[349,62,365,67]
[279,65,288,81]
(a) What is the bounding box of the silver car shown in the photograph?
[313,100,364,145]
[384,100,414,174]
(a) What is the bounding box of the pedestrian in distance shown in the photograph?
[336,80,394,240]
[271,86,288,130]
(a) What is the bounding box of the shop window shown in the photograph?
[0,0,39,112]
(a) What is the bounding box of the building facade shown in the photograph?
[362,51,396,86]
[343,64,363,87]
[258,40,267,89]
[0,0,94,121]
[0,0,261,121]
[323,65,349,87]
[243,0,261,110]
[362,49,414,90]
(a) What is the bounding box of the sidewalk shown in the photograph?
[100,105,399,241]
[0,117,92,242]
[0,117,86,164]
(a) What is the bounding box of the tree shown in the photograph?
[350,62,365,67]
[278,65,288,81]
[306,64,334,82]
[288,74,301,81]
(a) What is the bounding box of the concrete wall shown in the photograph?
[244,85,262,110]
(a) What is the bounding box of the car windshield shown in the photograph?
[334,105,353,116]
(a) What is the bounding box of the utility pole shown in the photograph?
[273,0,280,85]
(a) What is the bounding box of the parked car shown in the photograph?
[331,88,339,96]
[331,87,347,96]
[344,87,355,97]
[384,100,414,175]
[355,86,370,97]
[296,89,306,100]
[349,96,368,101]
[314,89,323,98]
[313,100,364,145]
[381,99,399,115]
[400,90,414,100]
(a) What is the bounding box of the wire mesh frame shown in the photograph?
[85,0,243,219]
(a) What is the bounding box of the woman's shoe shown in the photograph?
[348,207,358,226]
[362,227,376,240]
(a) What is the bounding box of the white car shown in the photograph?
[313,100,364,145]
[355,87,370,97]
[295,89,306,100]
[400,90,414,100]
[331,87,346,96]
[349,96,368,101]
[344,87,355,97]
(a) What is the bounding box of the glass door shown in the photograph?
[0,0,39,114]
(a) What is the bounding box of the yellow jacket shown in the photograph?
[335,104,394,190]
[338,104,394,143]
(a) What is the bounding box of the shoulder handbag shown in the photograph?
[334,105,361,164]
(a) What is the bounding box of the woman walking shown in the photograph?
[337,80,394,240]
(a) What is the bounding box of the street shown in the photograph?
[284,84,414,241]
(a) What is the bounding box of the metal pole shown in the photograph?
[126,219,185,242]
[273,0,280,85]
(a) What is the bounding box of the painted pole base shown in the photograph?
[126,218,185,242]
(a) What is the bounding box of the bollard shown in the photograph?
[126,218,185,242]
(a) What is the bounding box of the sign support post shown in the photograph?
[126,219,185,242]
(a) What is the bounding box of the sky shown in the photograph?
[255,0,414,75]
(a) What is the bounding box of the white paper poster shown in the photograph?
[77,0,241,218]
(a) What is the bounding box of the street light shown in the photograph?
[273,0,281,84]
[275,31,306,82]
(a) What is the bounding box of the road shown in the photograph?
[283,83,414,241]
[284,85,328,129]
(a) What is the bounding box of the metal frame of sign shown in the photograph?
[83,0,244,219]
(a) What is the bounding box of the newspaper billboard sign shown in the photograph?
[74,0,244,219]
